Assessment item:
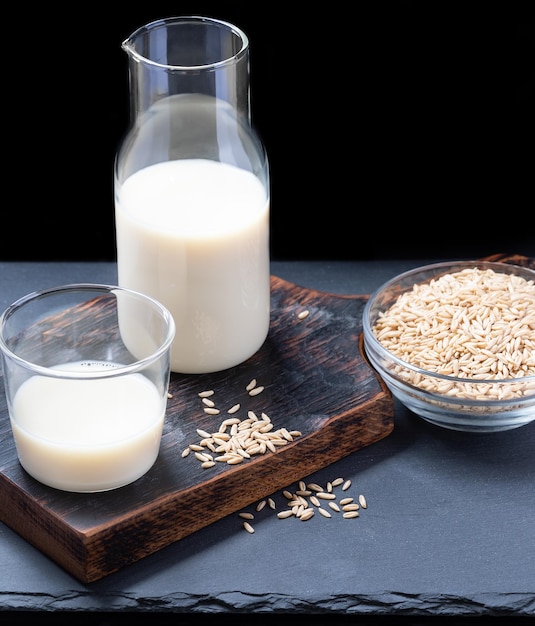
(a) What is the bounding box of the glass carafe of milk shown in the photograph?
[115,16,270,374]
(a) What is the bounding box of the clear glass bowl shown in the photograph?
[362,261,535,432]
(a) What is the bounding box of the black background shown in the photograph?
[5,1,533,261]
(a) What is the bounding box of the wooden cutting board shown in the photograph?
[0,253,529,582]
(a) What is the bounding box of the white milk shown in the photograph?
[10,362,165,492]
[115,159,270,374]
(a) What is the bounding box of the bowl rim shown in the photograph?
[362,259,535,387]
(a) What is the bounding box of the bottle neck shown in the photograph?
[126,54,252,125]
[123,16,252,125]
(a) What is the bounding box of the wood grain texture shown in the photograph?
[0,275,394,582]
[0,254,531,583]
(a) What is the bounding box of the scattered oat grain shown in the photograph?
[300,508,315,521]
[222,417,240,428]
[226,456,243,465]
[203,407,220,415]
[196,428,212,439]
[198,390,215,398]
[316,492,336,500]
[236,476,370,533]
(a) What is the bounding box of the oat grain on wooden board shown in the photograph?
[0,266,403,581]
[182,379,303,467]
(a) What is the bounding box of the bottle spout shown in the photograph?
[121,37,132,54]
[121,19,152,62]
[121,36,139,61]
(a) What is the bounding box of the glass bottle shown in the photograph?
[114,16,270,374]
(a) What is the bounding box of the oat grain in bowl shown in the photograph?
[363,261,535,432]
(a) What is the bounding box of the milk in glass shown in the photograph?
[115,158,270,374]
[10,362,164,492]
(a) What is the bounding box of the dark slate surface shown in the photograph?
[0,260,534,620]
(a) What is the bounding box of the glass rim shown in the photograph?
[122,15,249,72]
[0,283,176,379]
